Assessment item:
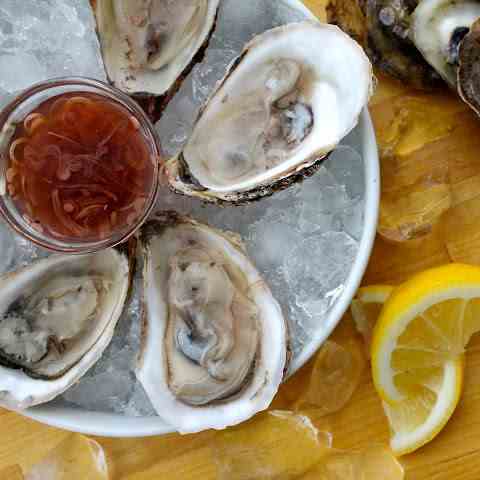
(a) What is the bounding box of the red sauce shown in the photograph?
[6,93,156,241]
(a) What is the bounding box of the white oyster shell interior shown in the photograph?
[0,248,130,409]
[171,21,372,199]
[412,0,480,86]
[137,215,287,433]
[94,0,220,95]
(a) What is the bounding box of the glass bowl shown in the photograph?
[0,77,160,253]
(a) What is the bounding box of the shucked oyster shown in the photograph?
[166,21,373,203]
[363,0,441,89]
[0,246,132,409]
[137,213,287,433]
[409,0,480,115]
[411,0,480,86]
[315,0,442,89]
[93,0,220,96]
[333,0,480,113]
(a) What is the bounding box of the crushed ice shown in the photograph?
[0,0,105,98]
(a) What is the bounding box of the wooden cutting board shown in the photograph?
[1,1,480,478]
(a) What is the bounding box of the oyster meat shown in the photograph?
[0,246,132,409]
[137,212,287,433]
[93,0,220,96]
[166,21,373,203]
[411,0,480,86]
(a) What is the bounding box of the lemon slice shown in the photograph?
[351,285,394,353]
[370,264,480,455]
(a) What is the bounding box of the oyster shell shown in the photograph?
[93,0,220,96]
[324,0,442,89]
[411,0,480,86]
[137,212,287,433]
[166,21,373,203]
[458,18,480,114]
[0,245,133,409]
[364,0,441,89]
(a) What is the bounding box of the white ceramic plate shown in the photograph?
[24,0,379,437]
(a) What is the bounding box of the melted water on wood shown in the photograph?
[6,93,155,241]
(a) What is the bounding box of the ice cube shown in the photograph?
[295,169,351,234]
[24,435,110,480]
[123,383,156,417]
[325,146,365,201]
[303,446,404,480]
[0,54,47,92]
[0,16,13,43]
[115,273,144,350]
[12,235,49,268]
[0,221,14,274]
[0,0,105,96]
[284,233,359,322]
[334,198,365,241]
[216,0,272,50]
[294,339,365,416]
[191,48,237,105]
[214,410,330,480]
[62,368,135,412]
[248,212,301,272]
[53,1,87,38]
[269,1,311,25]
[155,93,194,157]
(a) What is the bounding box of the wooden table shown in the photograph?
[3,1,480,478]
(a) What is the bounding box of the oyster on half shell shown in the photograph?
[411,0,480,86]
[0,245,133,409]
[166,21,373,203]
[364,0,442,89]
[93,0,220,96]
[137,212,287,433]
[324,0,443,89]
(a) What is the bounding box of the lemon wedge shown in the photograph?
[370,264,480,455]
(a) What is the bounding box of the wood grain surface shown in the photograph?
[2,1,480,478]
